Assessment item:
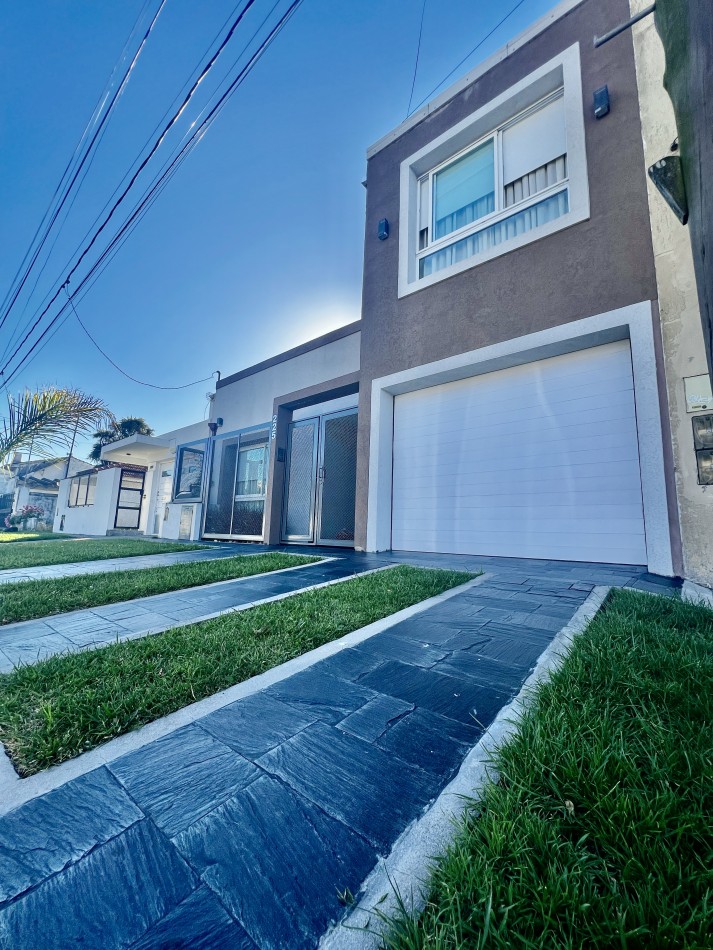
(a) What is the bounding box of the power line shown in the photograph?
[0,0,261,382]
[0,0,306,389]
[65,289,216,390]
[406,0,428,118]
[408,0,529,116]
[0,0,249,370]
[0,0,167,336]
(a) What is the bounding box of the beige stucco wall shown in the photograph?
[630,0,713,585]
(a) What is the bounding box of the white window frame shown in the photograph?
[398,44,589,297]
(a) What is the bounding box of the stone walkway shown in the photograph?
[0,554,384,672]
[0,554,677,949]
[0,543,240,586]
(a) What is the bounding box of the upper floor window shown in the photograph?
[173,442,206,502]
[68,473,97,507]
[399,45,588,296]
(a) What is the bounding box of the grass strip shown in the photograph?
[0,537,206,570]
[0,552,317,624]
[0,564,472,775]
[0,532,66,545]
[383,588,713,949]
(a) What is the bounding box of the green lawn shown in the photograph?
[0,532,67,544]
[0,536,207,570]
[0,564,473,775]
[0,552,318,624]
[383,589,713,949]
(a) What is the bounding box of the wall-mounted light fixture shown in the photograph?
[378,218,389,241]
[648,154,688,224]
[593,85,610,119]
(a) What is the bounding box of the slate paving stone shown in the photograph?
[468,634,549,668]
[355,632,451,668]
[0,637,72,670]
[376,707,482,777]
[0,819,196,950]
[256,721,442,851]
[128,885,255,950]
[114,612,175,632]
[264,668,380,724]
[109,724,260,838]
[200,692,321,759]
[337,694,414,742]
[174,773,376,950]
[385,617,485,647]
[360,659,508,729]
[0,768,142,904]
[477,621,554,645]
[438,628,495,653]
[435,650,531,690]
[316,647,386,683]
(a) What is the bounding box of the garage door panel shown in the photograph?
[397,372,636,424]
[396,395,639,443]
[391,341,647,564]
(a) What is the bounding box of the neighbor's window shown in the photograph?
[417,92,568,279]
[68,473,97,507]
[173,442,206,501]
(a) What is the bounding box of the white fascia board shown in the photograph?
[366,301,675,578]
[367,0,587,159]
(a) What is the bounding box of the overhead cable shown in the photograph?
[0,0,305,389]
[408,0,529,116]
[65,290,216,389]
[0,0,167,335]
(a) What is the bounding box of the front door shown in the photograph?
[282,408,357,546]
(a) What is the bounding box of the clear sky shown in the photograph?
[0,0,556,459]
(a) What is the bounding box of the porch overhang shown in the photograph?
[100,435,172,465]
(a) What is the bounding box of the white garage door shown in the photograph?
[391,341,647,564]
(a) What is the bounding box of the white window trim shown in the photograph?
[398,43,589,298]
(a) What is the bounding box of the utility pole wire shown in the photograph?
[406,0,428,118]
[408,0,529,116]
[0,0,305,389]
[0,0,261,380]
[0,0,167,335]
[66,290,216,390]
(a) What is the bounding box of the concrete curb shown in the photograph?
[0,571,489,816]
[682,579,713,609]
[320,585,610,950]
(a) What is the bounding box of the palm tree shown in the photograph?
[88,416,154,463]
[0,387,113,468]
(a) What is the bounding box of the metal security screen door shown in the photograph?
[114,469,145,529]
[282,408,357,545]
[203,428,270,540]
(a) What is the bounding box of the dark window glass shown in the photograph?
[175,445,205,500]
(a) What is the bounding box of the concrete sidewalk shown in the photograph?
[0,555,676,949]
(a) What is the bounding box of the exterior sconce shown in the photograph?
[593,85,610,119]
[648,154,688,224]
[378,218,389,240]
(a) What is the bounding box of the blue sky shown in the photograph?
[0,0,555,458]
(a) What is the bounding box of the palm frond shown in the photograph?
[0,388,115,466]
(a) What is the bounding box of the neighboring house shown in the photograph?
[53,422,209,539]
[0,455,88,528]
